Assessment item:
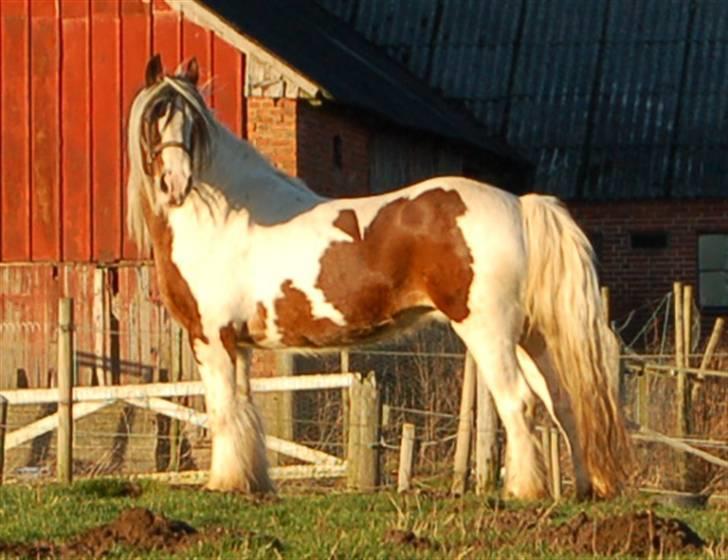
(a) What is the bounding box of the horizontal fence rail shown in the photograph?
[0,373,354,406]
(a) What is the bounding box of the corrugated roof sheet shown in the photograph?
[199,0,529,186]
[318,0,728,200]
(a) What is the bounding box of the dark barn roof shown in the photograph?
[200,0,529,180]
[318,0,728,200]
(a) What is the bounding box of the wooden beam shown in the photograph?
[133,463,347,484]
[0,373,355,405]
[124,397,343,466]
[5,401,112,450]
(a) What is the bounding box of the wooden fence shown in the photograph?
[0,298,382,489]
[1,292,726,499]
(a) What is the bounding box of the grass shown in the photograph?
[0,478,725,559]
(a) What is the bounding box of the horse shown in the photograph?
[126,54,632,499]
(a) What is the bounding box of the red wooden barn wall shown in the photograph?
[0,0,246,264]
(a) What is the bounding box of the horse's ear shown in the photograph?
[145,54,164,87]
[184,57,199,86]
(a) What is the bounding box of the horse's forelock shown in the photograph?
[161,76,214,172]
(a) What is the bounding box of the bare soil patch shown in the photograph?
[478,507,706,556]
[0,507,281,558]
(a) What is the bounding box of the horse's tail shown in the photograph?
[520,194,633,497]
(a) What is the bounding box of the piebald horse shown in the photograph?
[126,55,632,499]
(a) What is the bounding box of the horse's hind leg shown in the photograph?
[453,320,549,500]
[519,333,593,499]
[193,335,272,492]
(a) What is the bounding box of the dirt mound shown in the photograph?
[546,510,705,556]
[0,507,282,558]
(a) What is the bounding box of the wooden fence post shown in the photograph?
[600,286,610,324]
[57,297,74,484]
[540,426,551,480]
[397,423,415,493]
[358,373,380,491]
[168,323,184,472]
[451,352,476,496]
[341,350,350,452]
[637,369,650,430]
[0,396,7,485]
[475,368,500,495]
[347,373,380,491]
[693,317,724,402]
[550,427,562,500]
[676,284,689,436]
[346,373,361,490]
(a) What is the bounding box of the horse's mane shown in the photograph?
[127,75,317,253]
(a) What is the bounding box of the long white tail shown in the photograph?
[520,194,632,497]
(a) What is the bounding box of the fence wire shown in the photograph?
[1,300,727,495]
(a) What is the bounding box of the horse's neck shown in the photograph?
[201,126,325,225]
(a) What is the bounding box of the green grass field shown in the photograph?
[0,478,725,558]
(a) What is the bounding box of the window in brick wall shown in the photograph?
[698,234,728,308]
[630,231,668,250]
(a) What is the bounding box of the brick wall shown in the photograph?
[245,97,371,198]
[246,97,298,176]
[569,199,728,331]
[296,102,370,197]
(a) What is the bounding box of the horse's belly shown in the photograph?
[253,303,436,349]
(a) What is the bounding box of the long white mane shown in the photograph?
[126,76,323,253]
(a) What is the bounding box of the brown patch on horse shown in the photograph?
[333,209,361,241]
[141,198,208,350]
[219,323,237,364]
[274,281,342,346]
[318,188,473,327]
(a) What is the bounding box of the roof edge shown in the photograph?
[165,0,324,98]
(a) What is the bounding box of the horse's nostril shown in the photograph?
[160,175,169,194]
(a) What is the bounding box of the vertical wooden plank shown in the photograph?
[182,16,211,86]
[30,0,61,261]
[91,0,121,262]
[120,0,151,261]
[57,297,74,483]
[212,35,243,136]
[61,1,91,262]
[92,267,107,385]
[152,0,180,67]
[0,0,31,261]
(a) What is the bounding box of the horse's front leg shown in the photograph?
[193,334,273,492]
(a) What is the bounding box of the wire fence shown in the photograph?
[0,292,727,496]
